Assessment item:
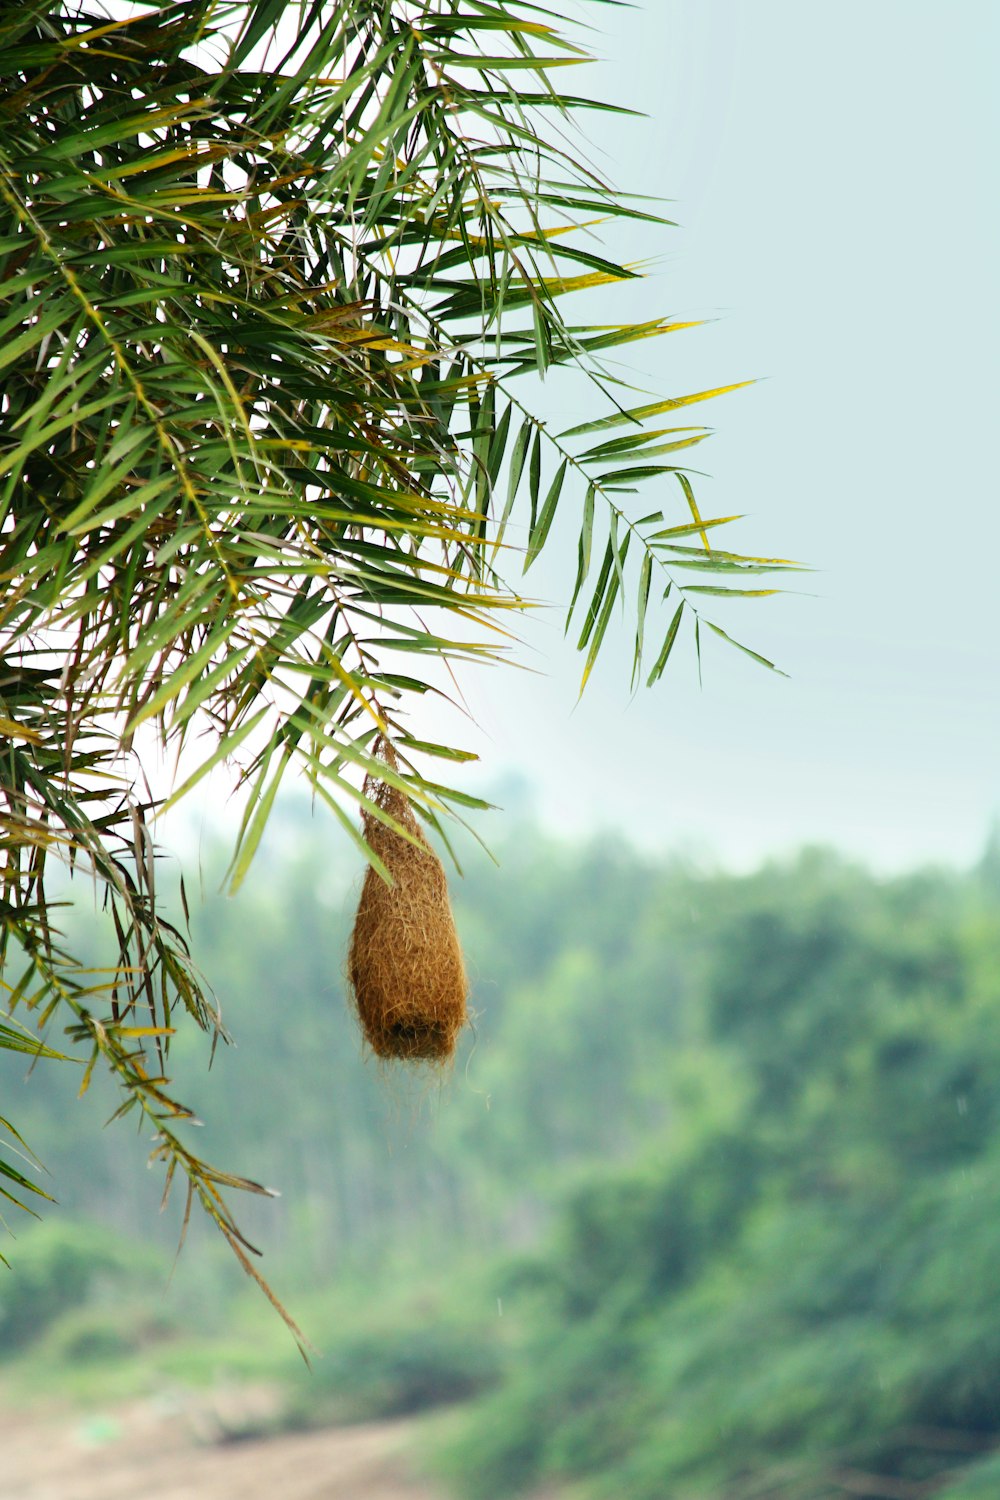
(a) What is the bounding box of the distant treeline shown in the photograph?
[4,810,1000,1498]
[439,834,1000,1499]
[1,804,714,1263]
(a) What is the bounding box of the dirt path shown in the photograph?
[0,1392,445,1500]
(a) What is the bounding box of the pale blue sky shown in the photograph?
[172,1,997,874]
[440,0,1000,870]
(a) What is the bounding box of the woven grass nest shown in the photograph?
[347,741,468,1062]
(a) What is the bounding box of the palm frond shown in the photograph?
[0,0,794,1335]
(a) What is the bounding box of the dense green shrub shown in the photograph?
[438,852,1000,1498]
[0,1220,162,1353]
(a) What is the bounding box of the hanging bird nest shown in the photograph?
[347,739,468,1062]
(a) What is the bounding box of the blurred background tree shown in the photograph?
[4,821,1000,1499]
[0,0,795,1305]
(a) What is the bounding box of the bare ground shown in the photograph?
[0,1388,445,1500]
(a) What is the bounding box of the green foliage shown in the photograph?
[289,1318,504,1425]
[435,846,1000,1500]
[0,1218,162,1351]
[3,824,1000,1496]
[41,1300,178,1366]
[0,0,793,1312]
[0,817,700,1275]
[4,821,1000,1497]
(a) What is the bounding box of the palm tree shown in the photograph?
[0,0,794,1330]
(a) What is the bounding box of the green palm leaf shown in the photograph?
[0,0,794,1337]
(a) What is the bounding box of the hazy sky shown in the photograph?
[175,1,997,875]
[427,0,999,871]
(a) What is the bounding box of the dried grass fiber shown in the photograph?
[347,745,467,1061]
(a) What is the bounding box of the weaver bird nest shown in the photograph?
[347,741,468,1061]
